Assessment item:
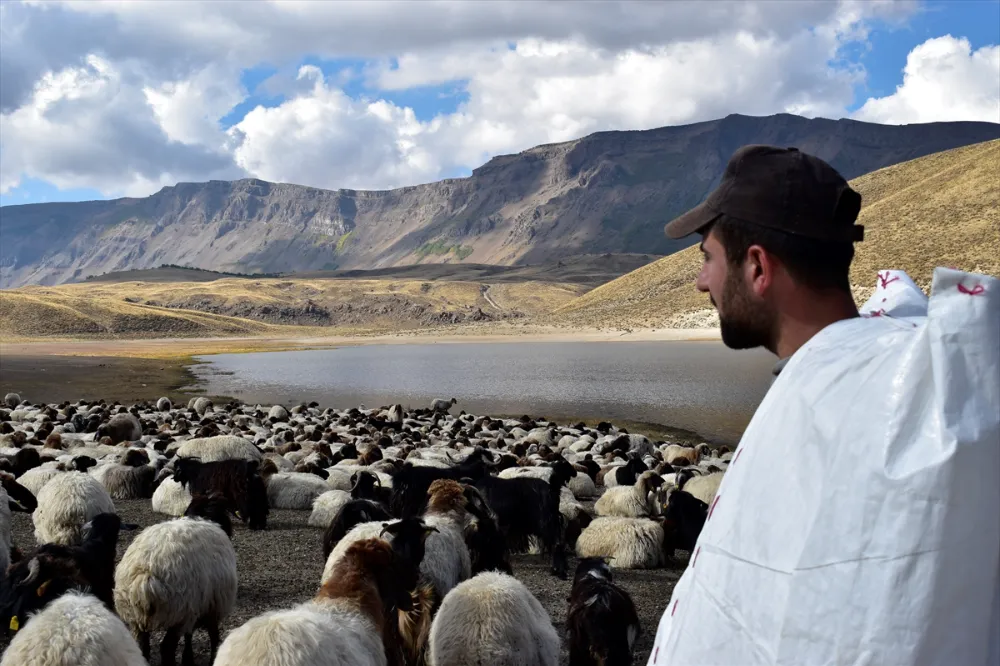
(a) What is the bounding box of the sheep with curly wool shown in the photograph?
[324,479,472,602]
[114,494,237,665]
[33,471,115,546]
[681,471,724,505]
[427,571,559,666]
[0,591,146,666]
[594,470,665,518]
[175,435,262,462]
[151,477,193,516]
[575,517,665,569]
[309,489,352,528]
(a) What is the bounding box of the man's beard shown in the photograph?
[713,272,774,350]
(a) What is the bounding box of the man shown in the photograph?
[645,145,999,665]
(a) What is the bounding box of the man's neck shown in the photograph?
[772,293,859,360]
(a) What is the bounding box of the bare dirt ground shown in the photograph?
[4,500,684,665]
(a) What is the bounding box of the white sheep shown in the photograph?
[427,572,560,666]
[192,397,213,416]
[266,472,330,509]
[214,599,385,666]
[3,393,20,409]
[575,517,665,569]
[595,470,665,518]
[174,435,262,462]
[114,511,237,663]
[498,464,596,499]
[431,398,457,413]
[267,404,289,421]
[33,471,116,545]
[151,477,192,516]
[662,444,700,466]
[0,591,146,666]
[308,489,352,528]
[89,463,156,500]
[16,465,64,496]
[681,471,724,505]
[156,397,172,412]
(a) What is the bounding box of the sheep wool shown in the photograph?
[681,471,724,505]
[0,591,146,666]
[33,471,116,546]
[151,477,193,516]
[114,516,237,641]
[266,472,330,510]
[308,490,352,528]
[595,471,663,518]
[192,397,213,416]
[16,466,63,496]
[175,435,262,462]
[214,600,386,666]
[427,572,559,666]
[576,517,665,569]
[3,393,20,409]
[90,463,155,500]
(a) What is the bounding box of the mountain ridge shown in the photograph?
[2,113,998,288]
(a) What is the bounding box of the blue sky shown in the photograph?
[1,0,997,207]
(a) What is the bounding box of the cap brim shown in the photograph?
[664,201,720,239]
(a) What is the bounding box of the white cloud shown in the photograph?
[0,55,240,196]
[4,0,995,200]
[853,36,1000,124]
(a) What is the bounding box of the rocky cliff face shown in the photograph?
[2,113,998,287]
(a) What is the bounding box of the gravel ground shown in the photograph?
[3,499,686,665]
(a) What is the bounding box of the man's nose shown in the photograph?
[695,268,710,293]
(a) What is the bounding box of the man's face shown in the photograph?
[696,228,774,350]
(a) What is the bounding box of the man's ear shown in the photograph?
[745,244,776,297]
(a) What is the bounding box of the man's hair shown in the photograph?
[709,215,855,293]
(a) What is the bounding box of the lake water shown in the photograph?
[191,341,776,444]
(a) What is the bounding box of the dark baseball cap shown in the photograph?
[664,144,864,243]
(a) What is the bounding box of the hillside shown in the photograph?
[0,276,584,339]
[554,140,1000,329]
[2,114,998,288]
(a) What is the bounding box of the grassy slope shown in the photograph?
[555,139,1000,329]
[0,277,584,339]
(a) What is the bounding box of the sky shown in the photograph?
[0,0,997,206]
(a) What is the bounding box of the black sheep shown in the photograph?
[567,557,641,666]
[0,513,125,635]
[474,457,577,578]
[661,489,709,561]
[1,471,37,513]
[173,457,269,530]
[322,499,393,558]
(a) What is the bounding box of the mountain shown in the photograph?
[553,139,1000,330]
[2,113,998,288]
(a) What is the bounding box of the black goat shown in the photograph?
[390,447,495,518]
[661,490,708,561]
[461,482,512,575]
[0,513,124,635]
[567,557,641,666]
[173,458,269,530]
[474,457,576,579]
[351,470,392,507]
[322,499,394,558]
[185,492,234,538]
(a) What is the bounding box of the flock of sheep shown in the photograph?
[0,390,731,665]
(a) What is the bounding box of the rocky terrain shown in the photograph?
[554,139,1000,330]
[3,113,998,288]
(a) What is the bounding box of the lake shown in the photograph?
[191,341,775,444]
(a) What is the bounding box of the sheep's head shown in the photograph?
[0,471,37,513]
[0,548,88,635]
[121,448,149,468]
[350,471,381,500]
[572,557,613,586]
[381,518,437,607]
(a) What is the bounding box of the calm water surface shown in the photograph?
[192,341,775,444]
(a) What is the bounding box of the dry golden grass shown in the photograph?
[0,276,585,341]
[557,139,1000,328]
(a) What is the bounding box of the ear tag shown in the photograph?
[9,616,18,631]
[37,579,51,597]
